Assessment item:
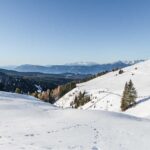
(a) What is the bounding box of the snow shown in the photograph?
[1,59,150,149]
[35,84,42,93]
[55,59,150,118]
[0,91,150,150]
[65,61,99,66]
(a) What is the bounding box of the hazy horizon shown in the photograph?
[0,0,150,65]
[0,59,146,68]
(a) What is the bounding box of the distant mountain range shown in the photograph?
[1,60,144,75]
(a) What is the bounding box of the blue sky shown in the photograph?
[0,0,150,65]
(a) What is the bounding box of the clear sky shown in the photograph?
[0,0,150,65]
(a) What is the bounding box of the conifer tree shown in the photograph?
[121,82,129,111]
[128,80,137,106]
[121,80,137,111]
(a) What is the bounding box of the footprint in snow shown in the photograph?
[91,127,100,147]
[20,147,26,149]
[24,134,34,137]
[92,146,99,150]
[58,140,62,143]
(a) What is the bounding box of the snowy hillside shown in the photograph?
[55,59,150,118]
[0,91,150,150]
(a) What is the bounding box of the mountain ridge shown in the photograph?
[55,59,150,118]
[12,60,144,74]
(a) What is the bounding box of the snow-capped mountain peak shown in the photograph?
[65,61,99,66]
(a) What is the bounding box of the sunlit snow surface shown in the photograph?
[0,91,150,150]
[56,60,150,118]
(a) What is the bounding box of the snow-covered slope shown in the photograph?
[55,59,150,118]
[0,91,150,150]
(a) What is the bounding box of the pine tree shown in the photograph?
[121,80,137,111]
[128,80,137,106]
[121,82,129,111]
[70,91,91,108]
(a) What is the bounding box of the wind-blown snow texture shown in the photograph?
[55,60,150,118]
[0,91,150,150]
